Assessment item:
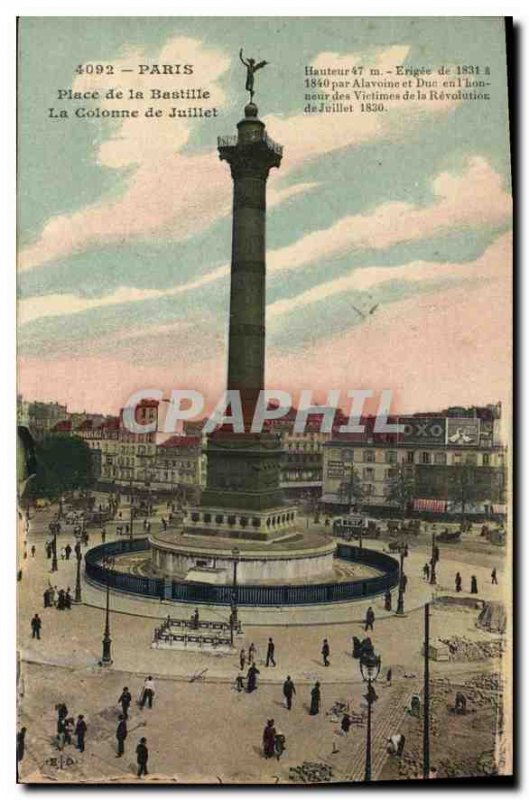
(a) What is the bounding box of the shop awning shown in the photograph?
[413,498,447,512]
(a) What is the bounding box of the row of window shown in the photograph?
[336,450,494,466]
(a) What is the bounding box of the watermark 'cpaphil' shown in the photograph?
[122,388,404,436]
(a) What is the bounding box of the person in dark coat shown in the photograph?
[266,637,276,667]
[263,719,276,759]
[65,544,72,560]
[30,545,36,558]
[283,676,296,710]
[309,681,321,715]
[455,572,462,592]
[43,588,51,608]
[56,590,65,610]
[491,567,498,585]
[470,575,478,594]
[119,687,132,719]
[365,606,375,632]
[384,589,392,611]
[75,715,87,752]
[31,613,41,639]
[423,562,430,581]
[340,714,351,734]
[386,667,393,686]
[247,663,260,692]
[17,726,26,766]
[116,715,127,757]
[321,638,330,667]
[136,737,149,777]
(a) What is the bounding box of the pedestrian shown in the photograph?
[491,567,498,585]
[64,589,72,610]
[57,589,66,610]
[140,676,155,709]
[191,608,200,629]
[248,642,256,665]
[471,575,478,594]
[56,716,66,750]
[65,544,72,560]
[60,547,66,560]
[340,713,351,735]
[46,544,52,559]
[423,562,430,581]
[17,727,26,778]
[309,681,321,715]
[321,638,330,667]
[455,572,462,592]
[235,673,244,692]
[384,589,392,611]
[75,714,87,752]
[119,686,132,718]
[239,648,246,671]
[364,606,375,632]
[263,719,276,759]
[386,667,392,686]
[31,613,41,639]
[283,675,296,710]
[30,545,36,558]
[266,637,276,667]
[43,588,51,608]
[63,717,74,746]
[136,737,149,777]
[246,663,260,693]
[116,715,127,757]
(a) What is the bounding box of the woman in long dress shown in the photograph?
[309,681,321,715]
[263,719,276,759]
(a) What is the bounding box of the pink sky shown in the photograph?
[18,233,511,418]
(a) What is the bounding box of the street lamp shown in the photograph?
[230,546,240,647]
[429,528,437,585]
[100,555,114,666]
[396,545,407,616]
[51,522,58,573]
[129,477,134,541]
[359,648,381,782]
[74,541,82,603]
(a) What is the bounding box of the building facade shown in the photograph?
[322,406,506,518]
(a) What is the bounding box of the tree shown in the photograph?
[339,466,365,511]
[26,434,94,501]
[448,463,481,525]
[386,465,415,521]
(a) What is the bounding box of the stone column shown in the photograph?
[218,102,282,428]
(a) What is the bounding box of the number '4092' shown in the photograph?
[75,64,114,75]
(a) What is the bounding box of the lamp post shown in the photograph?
[359,648,381,782]
[74,541,82,603]
[396,545,407,616]
[230,546,240,646]
[100,555,114,666]
[51,522,58,573]
[129,477,134,541]
[429,528,437,585]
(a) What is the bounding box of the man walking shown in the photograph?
[31,613,41,640]
[283,675,296,710]
[491,567,498,585]
[321,638,330,667]
[266,637,276,667]
[136,737,149,777]
[75,714,87,752]
[455,572,462,592]
[364,606,375,632]
[65,543,72,560]
[119,686,132,719]
[116,715,127,758]
[140,676,155,709]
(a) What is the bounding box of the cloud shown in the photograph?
[19,42,460,273]
[18,263,230,325]
[19,157,510,326]
[17,233,512,415]
[267,157,511,275]
[267,231,510,320]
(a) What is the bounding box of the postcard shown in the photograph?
[17,16,513,784]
